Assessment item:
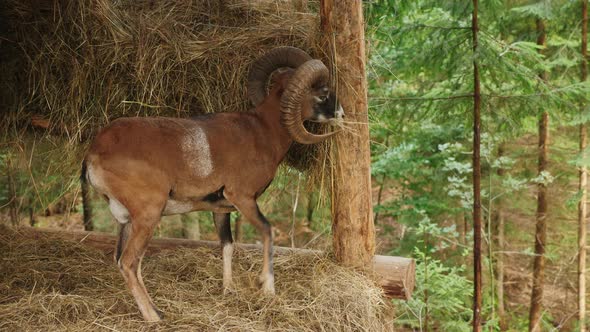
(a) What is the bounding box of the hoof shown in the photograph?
[223,283,236,295]
[143,305,164,322]
[144,313,162,323]
[262,283,275,295]
[258,274,275,295]
[155,308,165,320]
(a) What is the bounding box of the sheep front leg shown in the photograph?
[225,195,274,295]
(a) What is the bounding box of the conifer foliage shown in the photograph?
[368,0,590,330]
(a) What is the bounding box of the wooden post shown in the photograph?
[18,227,415,300]
[320,0,375,268]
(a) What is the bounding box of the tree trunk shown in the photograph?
[493,144,507,330]
[424,251,430,332]
[579,121,588,332]
[29,207,35,227]
[456,213,466,246]
[290,175,301,248]
[6,156,19,227]
[306,191,316,224]
[81,173,93,231]
[462,213,468,246]
[374,175,386,224]
[234,214,242,243]
[529,18,549,332]
[320,0,375,268]
[181,213,201,241]
[374,136,390,224]
[579,1,588,330]
[472,1,483,331]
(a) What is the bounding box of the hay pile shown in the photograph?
[0,226,394,331]
[0,0,332,176]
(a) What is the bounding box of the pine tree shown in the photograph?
[471,1,483,330]
[367,0,589,328]
[528,20,549,332]
[578,0,588,329]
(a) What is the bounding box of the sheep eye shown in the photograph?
[315,95,327,103]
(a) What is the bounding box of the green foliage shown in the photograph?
[372,121,471,255]
[510,0,554,20]
[393,249,474,331]
[0,145,79,218]
[367,0,589,329]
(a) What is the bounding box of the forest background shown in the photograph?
[1,0,590,331]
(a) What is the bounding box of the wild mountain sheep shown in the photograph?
[82,47,344,321]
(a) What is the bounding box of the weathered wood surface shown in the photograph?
[17,227,415,300]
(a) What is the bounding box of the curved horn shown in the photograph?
[247,46,312,106]
[281,59,340,145]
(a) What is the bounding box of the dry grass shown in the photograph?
[0,225,394,331]
[0,0,334,187]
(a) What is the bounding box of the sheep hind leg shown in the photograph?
[115,222,131,263]
[213,212,234,293]
[117,213,162,322]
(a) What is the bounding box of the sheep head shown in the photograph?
[247,47,343,144]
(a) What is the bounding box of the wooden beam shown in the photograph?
[18,227,415,300]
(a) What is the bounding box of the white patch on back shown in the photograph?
[109,197,129,224]
[181,125,213,177]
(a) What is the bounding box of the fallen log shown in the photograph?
[17,227,415,300]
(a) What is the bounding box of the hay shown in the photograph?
[0,226,394,331]
[0,0,333,185]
